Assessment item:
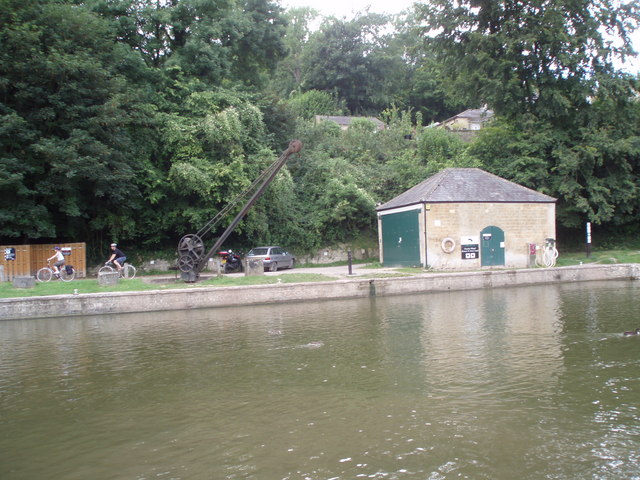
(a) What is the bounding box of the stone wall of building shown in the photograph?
[297,244,379,265]
[425,202,556,269]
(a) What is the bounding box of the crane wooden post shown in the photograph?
[176,140,302,282]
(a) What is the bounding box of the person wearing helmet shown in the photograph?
[47,246,65,277]
[106,243,127,275]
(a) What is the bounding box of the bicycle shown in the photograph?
[36,263,76,282]
[535,238,559,267]
[99,261,137,279]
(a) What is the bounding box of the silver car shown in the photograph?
[246,246,295,272]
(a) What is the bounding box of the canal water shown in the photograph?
[1,280,639,479]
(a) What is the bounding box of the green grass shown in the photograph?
[555,248,640,266]
[3,248,640,299]
[0,273,337,299]
[0,278,167,298]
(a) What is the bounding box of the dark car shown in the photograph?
[245,246,295,272]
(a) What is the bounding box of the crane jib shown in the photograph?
[176,140,303,282]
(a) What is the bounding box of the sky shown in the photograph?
[280,0,640,75]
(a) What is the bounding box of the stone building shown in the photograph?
[438,107,495,142]
[376,168,556,269]
[440,107,494,131]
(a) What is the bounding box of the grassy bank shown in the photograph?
[0,273,336,299]
[2,248,639,299]
[554,248,640,266]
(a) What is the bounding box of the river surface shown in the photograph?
[1,280,640,479]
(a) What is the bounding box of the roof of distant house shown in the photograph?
[315,115,385,128]
[442,108,494,125]
[377,168,556,211]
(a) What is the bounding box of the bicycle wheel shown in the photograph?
[123,264,136,279]
[98,265,115,275]
[543,248,557,267]
[36,267,53,282]
[59,268,75,282]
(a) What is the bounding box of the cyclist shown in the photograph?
[106,243,127,276]
[47,246,65,277]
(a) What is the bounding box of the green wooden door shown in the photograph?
[381,209,421,266]
[480,226,505,266]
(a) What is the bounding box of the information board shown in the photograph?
[460,235,480,260]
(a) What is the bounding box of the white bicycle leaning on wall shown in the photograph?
[535,238,559,268]
[98,261,137,279]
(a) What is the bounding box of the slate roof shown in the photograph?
[442,108,494,125]
[377,168,556,211]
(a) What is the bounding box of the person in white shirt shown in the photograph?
[47,246,65,277]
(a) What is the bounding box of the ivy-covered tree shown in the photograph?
[292,151,376,244]
[287,90,346,120]
[147,90,271,236]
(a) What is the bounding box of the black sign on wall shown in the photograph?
[4,247,16,261]
[461,244,479,260]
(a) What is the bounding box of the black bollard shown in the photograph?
[347,250,353,275]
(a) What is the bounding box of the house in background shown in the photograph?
[376,168,556,270]
[441,107,494,131]
[433,107,495,142]
[315,115,385,131]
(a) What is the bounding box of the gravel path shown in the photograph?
[231,263,403,278]
[143,263,407,283]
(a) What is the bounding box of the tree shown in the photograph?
[138,88,278,246]
[468,83,640,229]
[416,0,640,121]
[267,6,319,96]
[383,126,478,197]
[89,0,287,87]
[293,151,376,243]
[226,0,288,86]
[374,11,466,123]
[287,90,346,119]
[418,0,640,231]
[0,0,155,242]
[300,12,395,113]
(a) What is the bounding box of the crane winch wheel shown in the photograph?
[178,255,196,273]
[178,234,205,259]
[177,139,303,282]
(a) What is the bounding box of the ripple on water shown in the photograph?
[2,281,640,479]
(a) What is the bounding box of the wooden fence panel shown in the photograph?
[0,243,86,281]
[0,245,31,281]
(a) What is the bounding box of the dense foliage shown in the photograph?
[1,0,639,261]
[420,0,640,231]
